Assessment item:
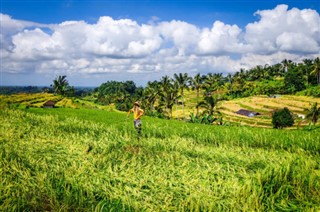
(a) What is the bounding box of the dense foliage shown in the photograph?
[272,107,294,129]
[95,80,143,111]
[93,58,320,121]
[305,102,320,125]
[51,75,76,97]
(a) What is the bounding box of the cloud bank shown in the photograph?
[1,4,319,86]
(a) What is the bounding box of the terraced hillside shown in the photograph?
[0,93,115,111]
[218,95,320,128]
[1,93,319,128]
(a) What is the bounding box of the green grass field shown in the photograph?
[1,100,320,211]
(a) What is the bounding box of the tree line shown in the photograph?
[92,58,320,118]
[48,58,320,123]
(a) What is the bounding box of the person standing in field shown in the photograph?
[127,101,144,136]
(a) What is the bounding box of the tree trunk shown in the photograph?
[181,89,184,120]
[182,95,184,120]
[196,89,199,116]
[175,99,178,119]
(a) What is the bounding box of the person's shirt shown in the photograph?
[128,107,144,120]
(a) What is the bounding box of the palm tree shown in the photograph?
[197,95,219,116]
[305,102,320,125]
[311,57,320,84]
[239,68,247,79]
[173,73,191,118]
[252,65,264,80]
[191,73,205,115]
[281,59,293,73]
[159,76,180,118]
[302,59,313,86]
[52,75,69,95]
[271,63,284,77]
[231,70,245,96]
[226,73,233,84]
[224,73,233,94]
[143,81,160,111]
[114,82,126,102]
[203,73,223,96]
[263,64,271,80]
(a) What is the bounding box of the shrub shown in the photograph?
[296,85,320,97]
[188,112,222,125]
[272,107,294,129]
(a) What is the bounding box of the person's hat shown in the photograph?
[134,101,140,106]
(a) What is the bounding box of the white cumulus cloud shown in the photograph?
[245,4,320,54]
[197,21,244,55]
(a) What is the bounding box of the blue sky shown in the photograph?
[1,0,319,86]
[2,0,318,27]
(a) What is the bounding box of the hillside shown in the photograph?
[218,95,320,128]
[1,92,319,128]
[1,104,320,211]
[170,90,320,128]
[0,93,115,111]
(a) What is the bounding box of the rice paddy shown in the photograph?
[1,94,320,210]
[219,95,320,128]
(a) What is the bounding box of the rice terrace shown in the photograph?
[1,0,320,211]
[1,85,320,211]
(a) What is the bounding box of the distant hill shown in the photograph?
[170,89,319,128]
[0,93,115,111]
[0,86,95,95]
[0,86,45,94]
[218,95,320,128]
[1,92,319,128]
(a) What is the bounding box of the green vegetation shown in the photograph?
[1,90,320,128]
[1,58,320,210]
[305,102,320,125]
[0,93,114,111]
[87,58,320,123]
[1,105,320,211]
[1,58,319,123]
[52,75,75,97]
[95,80,142,111]
[219,95,320,128]
[272,107,294,129]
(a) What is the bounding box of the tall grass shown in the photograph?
[1,107,319,211]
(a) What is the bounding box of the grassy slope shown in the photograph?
[1,106,320,211]
[176,90,320,128]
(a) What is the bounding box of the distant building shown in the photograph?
[236,109,260,117]
[269,94,281,98]
[43,100,56,108]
